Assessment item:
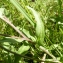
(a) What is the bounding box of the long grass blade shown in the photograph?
[10,0,34,27]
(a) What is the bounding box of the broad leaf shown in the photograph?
[27,6,45,46]
[17,45,30,54]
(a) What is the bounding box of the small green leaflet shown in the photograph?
[0,8,5,18]
[20,28,36,42]
[17,45,30,54]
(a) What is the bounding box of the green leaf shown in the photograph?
[20,28,36,42]
[0,8,9,18]
[58,0,62,14]
[17,45,30,54]
[10,0,34,27]
[0,37,20,43]
[0,8,5,18]
[27,6,45,46]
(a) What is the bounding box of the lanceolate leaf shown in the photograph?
[0,37,25,43]
[10,0,34,27]
[27,6,45,46]
[17,45,30,54]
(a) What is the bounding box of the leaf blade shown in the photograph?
[10,0,34,27]
[27,6,45,46]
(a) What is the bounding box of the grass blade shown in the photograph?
[10,0,34,27]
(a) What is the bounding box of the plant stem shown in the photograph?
[41,53,46,63]
[40,46,61,63]
[0,15,32,42]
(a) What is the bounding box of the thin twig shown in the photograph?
[0,15,32,42]
[0,33,27,41]
[41,53,46,63]
[41,59,61,63]
[40,46,56,59]
[40,46,61,63]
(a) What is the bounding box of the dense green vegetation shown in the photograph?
[0,0,63,63]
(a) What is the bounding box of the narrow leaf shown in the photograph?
[10,0,34,27]
[27,6,45,45]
